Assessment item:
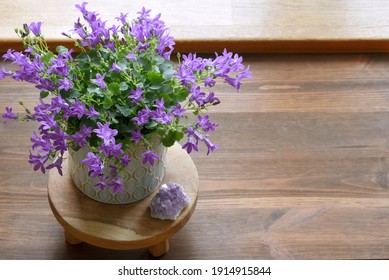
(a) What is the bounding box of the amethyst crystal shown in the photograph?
[150,182,190,220]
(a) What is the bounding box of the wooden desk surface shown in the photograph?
[1,0,389,53]
[1,53,389,259]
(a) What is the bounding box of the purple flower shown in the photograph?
[70,125,92,148]
[91,73,106,89]
[28,152,48,174]
[46,157,63,176]
[185,126,203,141]
[189,86,206,106]
[81,152,104,178]
[115,12,128,25]
[108,177,124,193]
[66,99,89,119]
[132,107,151,126]
[174,65,196,87]
[58,78,72,91]
[93,122,118,145]
[0,66,12,80]
[204,92,220,105]
[128,86,143,104]
[94,176,107,190]
[196,115,218,132]
[110,62,122,72]
[203,76,216,87]
[170,104,186,118]
[30,131,52,154]
[120,155,131,167]
[98,141,123,159]
[2,107,18,124]
[130,128,143,143]
[29,22,43,36]
[142,150,159,165]
[182,137,198,154]
[153,98,165,111]
[126,52,136,61]
[152,110,171,125]
[203,137,219,155]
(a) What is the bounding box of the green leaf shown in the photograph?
[40,52,54,64]
[108,82,120,96]
[87,86,102,97]
[162,129,184,147]
[40,91,49,99]
[146,71,164,84]
[145,121,158,130]
[56,46,69,54]
[119,82,129,91]
[159,60,175,80]
[103,95,113,109]
[115,104,132,117]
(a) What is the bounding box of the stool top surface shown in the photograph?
[48,143,199,250]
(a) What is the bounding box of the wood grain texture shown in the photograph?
[2,54,389,259]
[1,0,389,53]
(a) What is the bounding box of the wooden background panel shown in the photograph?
[1,0,389,53]
[2,54,389,259]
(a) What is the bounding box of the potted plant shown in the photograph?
[0,2,251,204]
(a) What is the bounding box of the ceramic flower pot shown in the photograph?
[68,139,167,204]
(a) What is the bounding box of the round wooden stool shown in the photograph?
[47,143,199,257]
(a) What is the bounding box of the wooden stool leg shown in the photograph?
[65,230,82,245]
[148,239,169,257]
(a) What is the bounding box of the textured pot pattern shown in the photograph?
[68,140,167,204]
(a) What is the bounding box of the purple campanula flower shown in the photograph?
[153,98,165,111]
[204,92,220,105]
[93,122,118,145]
[46,157,63,176]
[85,105,100,118]
[189,86,206,106]
[126,52,136,61]
[91,73,106,89]
[185,126,203,141]
[81,152,104,178]
[2,106,18,124]
[28,152,48,174]
[128,86,143,104]
[94,176,107,190]
[170,104,186,118]
[142,150,159,165]
[108,177,124,193]
[152,110,171,125]
[132,107,150,126]
[110,62,122,72]
[29,22,43,36]
[70,125,92,148]
[130,128,142,143]
[203,137,219,155]
[196,115,218,132]
[182,137,198,154]
[66,99,88,119]
[58,78,72,91]
[0,66,12,80]
[115,12,128,25]
[120,155,131,167]
[174,65,196,87]
[30,131,52,154]
[203,76,216,88]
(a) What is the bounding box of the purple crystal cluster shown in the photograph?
[150,183,190,220]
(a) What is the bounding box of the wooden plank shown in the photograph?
[1,0,389,53]
[2,54,389,259]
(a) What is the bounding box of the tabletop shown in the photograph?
[1,53,389,259]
